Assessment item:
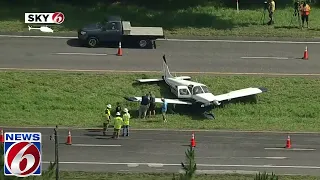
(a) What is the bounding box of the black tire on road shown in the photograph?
[87,37,98,48]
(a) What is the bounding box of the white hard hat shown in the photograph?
[123,108,128,113]
[116,112,121,116]
[107,104,111,108]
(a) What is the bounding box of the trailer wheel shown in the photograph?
[87,37,98,48]
[138,39,148,48]
[138,39,153,49]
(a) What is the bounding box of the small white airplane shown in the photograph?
[124,55,267,119]
[28,25,54,33]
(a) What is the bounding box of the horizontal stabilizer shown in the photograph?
[214,87,267,102]
[137,78,163,83]
[124,96,192,105]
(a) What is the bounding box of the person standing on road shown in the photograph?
[113,112,123,139]
[103,104,112,136]
[122,108,131,136]
[161,98,168,123]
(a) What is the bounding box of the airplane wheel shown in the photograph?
[203,111,215,120]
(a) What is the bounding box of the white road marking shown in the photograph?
[2,126,320,134]
[70,144,122,147]
[147,163,164,168]
[1,34,320,44]
[1,67,320,76]
[179,170,260,174]
[195,156,287,160]
[253,157,288,159]
[0,35,77,39]
[41,161,320,169]
[163,38,320,44]
[264,148,316,151]
[241,56,289,60]
[127,163,139,167]
[54,52,108,56]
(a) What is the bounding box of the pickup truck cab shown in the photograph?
[77,16,165,49]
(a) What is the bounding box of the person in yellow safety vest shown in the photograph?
[112,112,123,139]
[300,1,311,28]
[122,108,131,137]
[103,104,112,136]
[267,0,276,25]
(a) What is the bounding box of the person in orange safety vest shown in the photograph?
[300,1,311,28]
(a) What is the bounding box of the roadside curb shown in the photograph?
[1,33,320,43]
[1,126,320,134]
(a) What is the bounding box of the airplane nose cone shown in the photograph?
[195,93,221,106]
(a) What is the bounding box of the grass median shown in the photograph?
[1,71,320,132]
[0,2,320,38]
[57,172,320,180]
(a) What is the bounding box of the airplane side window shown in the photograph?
[179,88,189,95]
[201,86,210,93]
[192,86,203,95]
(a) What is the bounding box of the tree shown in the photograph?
[0,144,56,180]
[254,172,279,180]
[172,146,197,180]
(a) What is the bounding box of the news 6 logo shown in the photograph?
[25,12,65,24]
[4,132,42,177]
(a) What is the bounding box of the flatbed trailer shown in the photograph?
[77,16,165,48]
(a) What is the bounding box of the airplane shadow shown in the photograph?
[66,39,156,49]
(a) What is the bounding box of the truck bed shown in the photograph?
[122,21,164,37]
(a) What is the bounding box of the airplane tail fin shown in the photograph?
[28,25,32,31]
[162,55,173,79]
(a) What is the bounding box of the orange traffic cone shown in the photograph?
[303,46,308,60]
[286,135,291,149]
[117,42,122,56]
[190,132,196,148]
[0,129,3,143]
[66,130,72,145]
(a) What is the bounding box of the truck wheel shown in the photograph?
[87,37,98,48]
[138,39,151,49]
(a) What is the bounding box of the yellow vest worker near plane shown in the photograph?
[113,112,123,139]
[103,104,112,136]
[122,108,131,136]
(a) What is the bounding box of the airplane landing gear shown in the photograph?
[203,111,215,120]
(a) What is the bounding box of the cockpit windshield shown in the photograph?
[201,86,210,93]
[192,86,204,95]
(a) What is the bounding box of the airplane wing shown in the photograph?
[124,96,192,105]
[214,87,267,102]
[136,76,191,83]
[137,78,163,83]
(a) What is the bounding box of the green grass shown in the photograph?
[46,172,320,180]
[1,71,320,132]
[1,2,320,38]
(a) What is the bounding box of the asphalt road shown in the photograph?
[2,127,320,176]
[0,37,320,74]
